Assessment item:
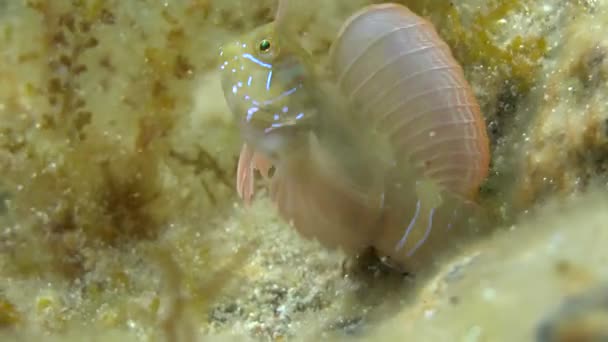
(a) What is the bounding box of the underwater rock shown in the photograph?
[512,1,608,209]
[536,285,608,342]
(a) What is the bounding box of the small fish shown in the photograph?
[219,2,490,272]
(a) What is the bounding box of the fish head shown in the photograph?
[219,23,319,162]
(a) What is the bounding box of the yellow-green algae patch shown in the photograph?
[513,1,608,209]
[0,0,254,339]
[0,0,607,341]
[0,297,21,328]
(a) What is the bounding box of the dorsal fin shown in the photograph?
[329,4,490,198]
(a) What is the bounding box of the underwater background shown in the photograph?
[0,0,607,341]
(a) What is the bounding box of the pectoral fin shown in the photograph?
[415,178,443,209]
[236,143,274,206]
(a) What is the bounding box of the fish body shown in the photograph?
[219,3,490,272]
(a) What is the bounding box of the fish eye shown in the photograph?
[259,39,271,53]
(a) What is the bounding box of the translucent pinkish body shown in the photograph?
[219,3,490,272]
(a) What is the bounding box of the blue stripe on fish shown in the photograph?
[394,199,421,252]
[407,207,435,257]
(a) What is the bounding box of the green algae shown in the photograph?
[0,297,20,328]
[0,2,245,339]
[404,1,547,94]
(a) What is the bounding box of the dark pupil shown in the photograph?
[259,40,271,51]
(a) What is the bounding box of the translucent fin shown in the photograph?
[415,178,443,209]
[329,4,490,198]
[252,151,272,180]
[236,143,273,206]
[236,144,255,205]
[268,149,384,254]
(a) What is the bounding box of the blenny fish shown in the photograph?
[219,2,490,272]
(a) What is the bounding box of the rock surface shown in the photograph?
[0,0,606,341]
